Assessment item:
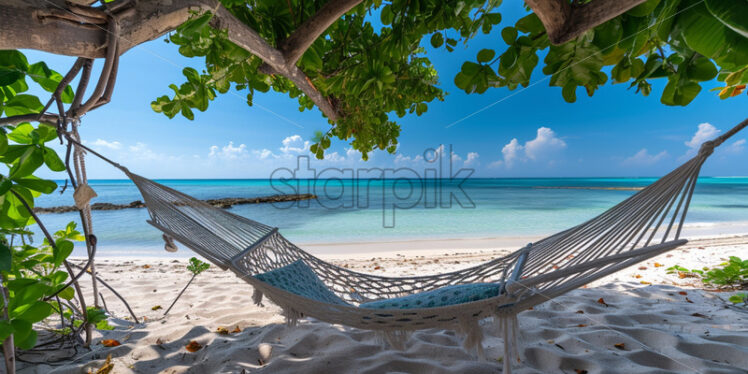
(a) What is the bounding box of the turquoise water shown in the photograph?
[29,177,748,257]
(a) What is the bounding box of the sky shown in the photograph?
[24,2,748,180]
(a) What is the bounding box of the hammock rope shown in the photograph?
[62,117,747,372]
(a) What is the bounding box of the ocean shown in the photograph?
[29,177,748,257]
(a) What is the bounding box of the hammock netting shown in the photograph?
[70,118,746,370]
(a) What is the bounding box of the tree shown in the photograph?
[0,1,746,372]
[1,0,746,157]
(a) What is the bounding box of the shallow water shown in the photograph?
[28,177,748,257]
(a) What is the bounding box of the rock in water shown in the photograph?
[34,194,317,214]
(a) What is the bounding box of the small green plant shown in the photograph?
[729,293,747,305]
[667,257,747,288]
[702,257,747,287]
[163,257,210,316]
[1,222,83,350]
[71,307,113,331]
[666,265,705,276]
[187,257,210,276]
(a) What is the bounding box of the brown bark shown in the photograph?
[0,0,340,120]
[279,0,363,65]
[526,0,647,45]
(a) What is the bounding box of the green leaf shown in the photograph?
[10,318,38,349]
[662,77,701,106]
[0,241,11,271]
[17,301,53,324]
[628,0,662,17]
[562,84,577,103]
[430,33,444,48]
[43,147,66,172]
[27,62,75,103]
[594,19,623,52]
[476,49,495,63]
[0,321,12,342]
[2,94,43,116]
[515,14,544,34]
[0,131,7,154]
[687,56,718,81]
[187,257,209,275]
[15,328,37,350]
[35,124,59,143]
[501,27,518,45]
[14,177,57,194]
[50,270,68,284]
[179,12,213,37]
[0,177,11,196]
[380,5,394,25]
[58,286,75,301]
[705,0,748,38]
[182,67,200,84]
[96,320,114,330]
[0,50,29,72]
[9,147,44,179]
[85,307,108,324]
[0,67,24,86]
[53,239,74,267]
[679,3,729,59]
[7,123,35,144]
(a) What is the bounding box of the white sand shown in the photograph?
[19,235,748,374]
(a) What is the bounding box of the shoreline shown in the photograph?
[72,220,748,259]
[72,232,748,263]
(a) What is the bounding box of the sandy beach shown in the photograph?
[18,234,748,374]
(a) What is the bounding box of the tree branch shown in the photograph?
[279,0,363,66]
[526,0,647,45]
[0,113,59,128]
[0,0,340,120]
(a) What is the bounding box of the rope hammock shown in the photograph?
[66,118,747,373]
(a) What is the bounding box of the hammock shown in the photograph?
[70,118,746,372]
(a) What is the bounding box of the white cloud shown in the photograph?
[464,152,479,166]
[622,148,669,166]
[209,141,249,160]
[128,142,162,161]
[524,127,567,160]
[501,138,523,168]
[724,139,746,155]
[394,153,423,164]
[496,127,566,168]
[90,139,122,150]
[252,148,275,160]
[392,145,478,169]
[324,151,345,162]
[683,123,720,158]
[488,160,503,169]
[280,135,309,154]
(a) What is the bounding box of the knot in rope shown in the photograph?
[698,140,715,158]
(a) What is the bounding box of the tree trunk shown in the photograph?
[164,274,197,316]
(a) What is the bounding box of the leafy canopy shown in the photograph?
[0,49,91,350]
[154,0,747,159]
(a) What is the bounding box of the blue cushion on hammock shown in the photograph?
[254,260,348,305]
[359,283,501,310]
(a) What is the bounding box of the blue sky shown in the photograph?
[26,2,747,180]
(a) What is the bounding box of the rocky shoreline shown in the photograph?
[34,194,317,214]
